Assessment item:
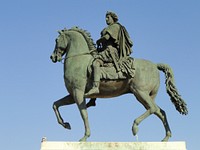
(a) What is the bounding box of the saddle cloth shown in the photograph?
[88,57,135,80]
[100,66,126,80]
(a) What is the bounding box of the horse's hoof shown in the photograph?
[79,137,87,142]
[162,131,171,142]
[132,124,138,136]
[63,122,71,130]
[162,136,169,142]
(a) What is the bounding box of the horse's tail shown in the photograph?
[157,63,188,115]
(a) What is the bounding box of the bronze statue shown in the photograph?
[50,11,188,142]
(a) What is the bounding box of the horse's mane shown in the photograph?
[69,27,96,52]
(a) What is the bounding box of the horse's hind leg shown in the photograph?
[132,109,151,136]
[53,95,75,129]
[150,91,172,141]
[132,90,158,136]
[154,106,172,141]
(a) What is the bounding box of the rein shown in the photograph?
[60,52,91,64]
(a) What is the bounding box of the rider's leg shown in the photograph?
[85,60,101,95]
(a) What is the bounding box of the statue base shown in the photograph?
[40,139,186,150]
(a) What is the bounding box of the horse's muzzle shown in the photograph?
[50,54,57,63]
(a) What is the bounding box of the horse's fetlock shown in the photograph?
[134,120,139,125]
[85,129,91,137]
[52,103,57,110]
[86,132,91,137]
[166,131,172,137]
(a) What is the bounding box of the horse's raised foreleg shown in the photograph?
[73,88,90,142]
[154,106,172,141]
[53,95,75,129]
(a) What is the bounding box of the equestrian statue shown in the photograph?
[50,11,188,142]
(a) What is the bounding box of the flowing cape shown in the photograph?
[102,23,133,59]
[117,23,133,59]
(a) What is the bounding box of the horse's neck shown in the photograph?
[64,31,93,82]
[66,31,90,58]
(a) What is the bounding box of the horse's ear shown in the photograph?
[57,30,62,34]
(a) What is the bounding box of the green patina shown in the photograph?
[50,12,188,142]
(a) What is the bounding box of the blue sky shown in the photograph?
[0,1,199,150]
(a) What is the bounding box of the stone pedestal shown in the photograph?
[40,140,186,150]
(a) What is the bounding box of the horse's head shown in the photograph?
[50,29,69,63]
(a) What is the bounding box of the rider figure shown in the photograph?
[85,11,133,96]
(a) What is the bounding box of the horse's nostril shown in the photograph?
[50,55,57,63]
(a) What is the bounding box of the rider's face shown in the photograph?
[106,15,114,25]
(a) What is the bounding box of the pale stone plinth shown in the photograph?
[40,141,186,150]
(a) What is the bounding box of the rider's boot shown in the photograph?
[85,81,100,96]
[85,66,100,96]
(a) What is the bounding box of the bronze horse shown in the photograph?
[50,27,188,142]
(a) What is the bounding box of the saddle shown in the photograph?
[88,57,135,80]
[100,66,126,79]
